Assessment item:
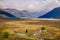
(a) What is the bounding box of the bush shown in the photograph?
[41,27,45,30]
[3,32,9,38]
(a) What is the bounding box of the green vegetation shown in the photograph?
[3,32,9,38]
[41,27,45,30]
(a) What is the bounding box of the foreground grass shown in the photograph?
[0,19,60,40]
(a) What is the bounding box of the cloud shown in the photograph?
[0,0,60,18]
[0,0,60,11]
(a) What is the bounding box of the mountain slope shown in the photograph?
[1,8,35,18]
[38,7,60,18]
[0,9,16,18]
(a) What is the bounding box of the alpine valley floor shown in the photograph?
[0,18,60,40]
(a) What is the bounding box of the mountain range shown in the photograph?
[38,7,60,18]
[0,8,36,18]
[0,9,16,18]
[0,7,60,18]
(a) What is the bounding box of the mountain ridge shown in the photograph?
[38,7,60,18]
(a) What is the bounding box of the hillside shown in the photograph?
[38,7,60,18]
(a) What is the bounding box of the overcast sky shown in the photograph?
[0,0,60,11]
[0,0,60,17]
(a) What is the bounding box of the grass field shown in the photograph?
[0,18,60,40]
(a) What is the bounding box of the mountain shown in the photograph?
[0,15,8,18]
[0,8,36,18]
[38,7,60,18]
[0,9,16,18]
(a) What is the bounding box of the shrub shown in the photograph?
[3,32,9,38]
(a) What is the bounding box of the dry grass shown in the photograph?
[0,18,60,40]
